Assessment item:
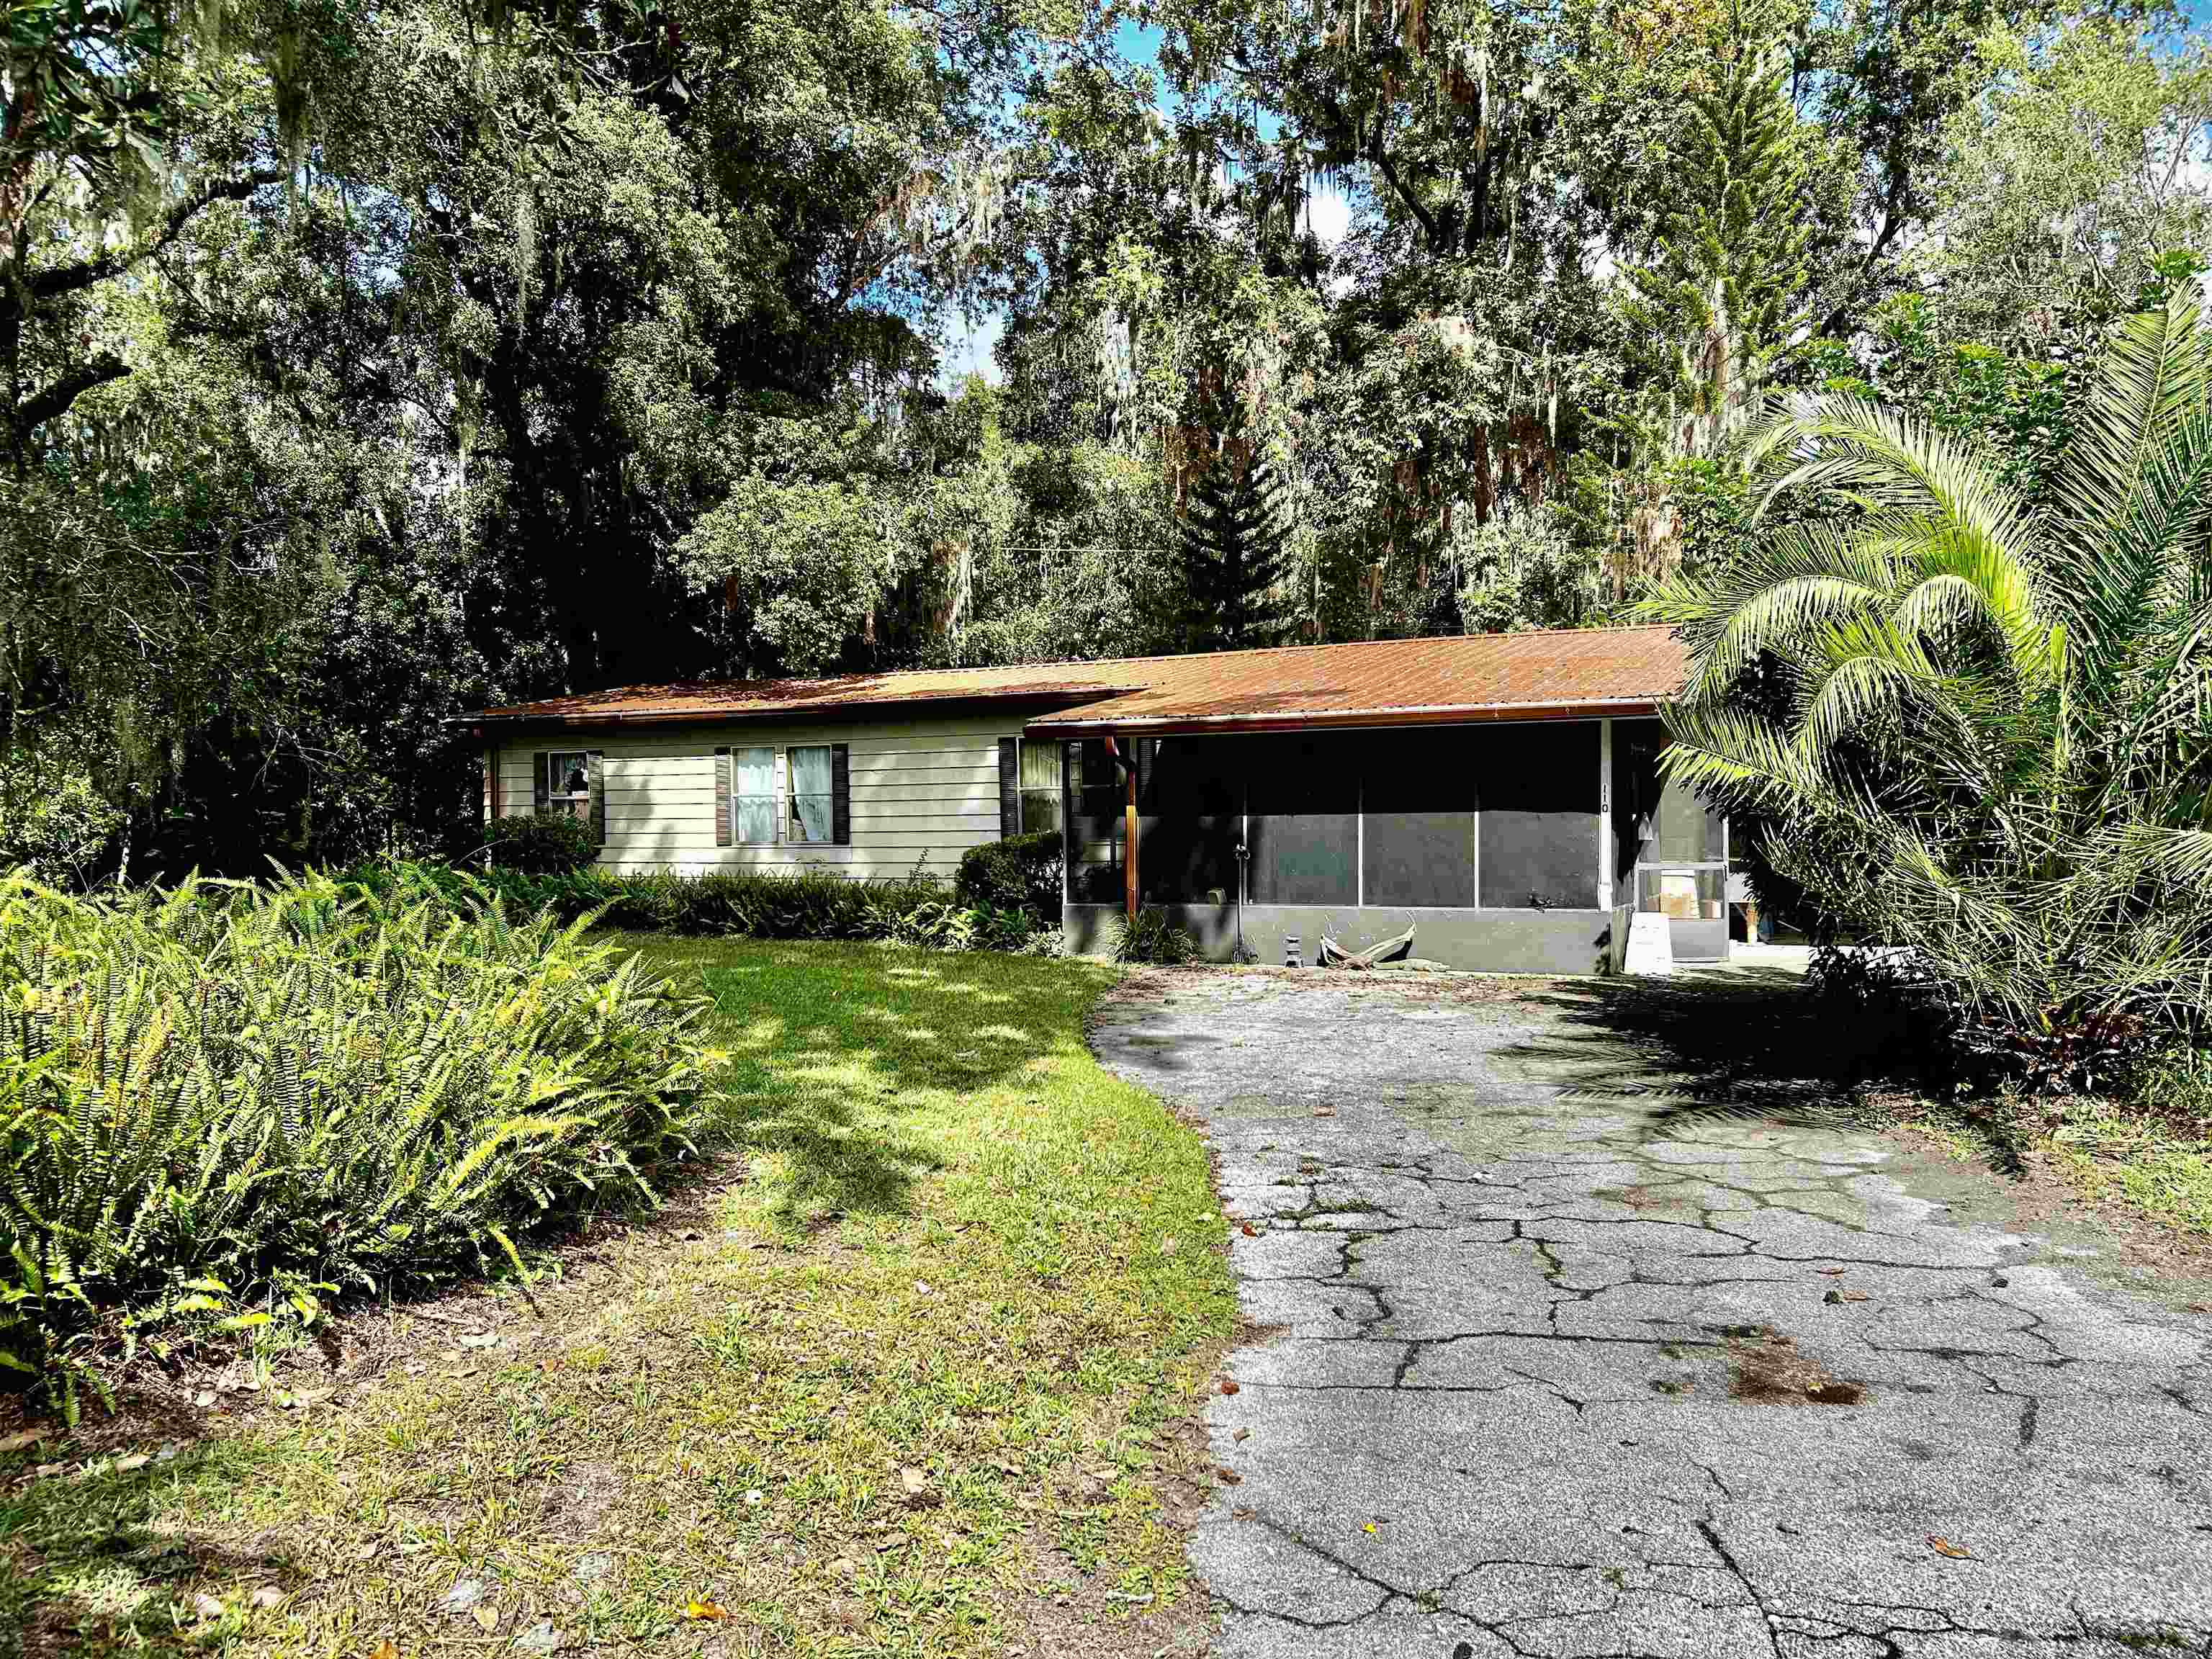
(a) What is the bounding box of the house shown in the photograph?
[457,624,1730,972]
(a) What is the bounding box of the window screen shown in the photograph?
[734,746,775,845]
[1650,772,1723,863]
[1477,724,1599,909]
[1246,734,1357,905]
[1071,739,1125,903]
[1362,732,1477,907]
[1613,719,1665,889]
[788,745,833,842]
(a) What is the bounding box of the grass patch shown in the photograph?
[2044,1102,2212,1234]
[0,938,1236,1658]
[1889,1090,2212,1237]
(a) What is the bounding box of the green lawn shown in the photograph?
[0,938,1236,1658]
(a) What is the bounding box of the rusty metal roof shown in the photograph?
[1021,626,1686,734]
[461,626,1686,733]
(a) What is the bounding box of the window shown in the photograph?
[1018,739,1062,835]
[788,745,834,843]
[734,746,775,844]
[544,751,590,819]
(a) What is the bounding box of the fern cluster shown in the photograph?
[0,871,712,1412]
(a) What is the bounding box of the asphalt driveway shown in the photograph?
[1090,969,2212,1659]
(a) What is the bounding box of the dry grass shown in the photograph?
[0,938,1237,1659]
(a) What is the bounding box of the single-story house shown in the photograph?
[457,624,1730,973]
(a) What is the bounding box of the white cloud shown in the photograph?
[1305,182,1352,247]
[938,310,1005,389]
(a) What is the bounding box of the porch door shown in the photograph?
[1635,773,1730,961]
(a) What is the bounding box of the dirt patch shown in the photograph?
[1717,1326,1867,1407]
[1012,1411,1219,1659]
[0,1148,754,1477]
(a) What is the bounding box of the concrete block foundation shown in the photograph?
[1064,903,1626,976]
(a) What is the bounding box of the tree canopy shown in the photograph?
[1,0,2207,876]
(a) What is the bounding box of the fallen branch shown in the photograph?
[1319,922,1416,969]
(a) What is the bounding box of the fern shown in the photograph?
[0,869,714,1402]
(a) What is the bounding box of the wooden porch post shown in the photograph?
[1105,734,1138,922]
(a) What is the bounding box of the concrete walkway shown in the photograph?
[1090,971,2212,1659]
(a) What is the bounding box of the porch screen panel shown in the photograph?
[1246,734,1357,905]
[1070,739,1125,904]
[1477,724,1600,909]
[1362,730,1477,907]
[1136,737,1242,903]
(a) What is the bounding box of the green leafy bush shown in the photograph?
[0,739,125,888]
[0,871,711,1414]
[485,811,600,874]
[955,831,1066,921]
[1111,909,1197,965]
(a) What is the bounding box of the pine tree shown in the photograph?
[1178,433,1292,652]
[1624,2,1822,453]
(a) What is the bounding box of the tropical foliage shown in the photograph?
[0,871,712,1410]
[1645,299,2212,1079]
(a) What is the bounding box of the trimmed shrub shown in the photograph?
[486,811,599,874]
[955,831,1064,922]
[0,871,711,1413]
[338,861,1038,952]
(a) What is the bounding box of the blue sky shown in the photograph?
[936,18,1349,386]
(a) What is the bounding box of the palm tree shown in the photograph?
[1640,299,2212,1078]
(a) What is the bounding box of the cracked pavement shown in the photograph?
[1089,971,2212,1659]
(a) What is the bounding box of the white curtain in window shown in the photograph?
[735,746,775,844]
[1018,739,1061,833]
[1018,739,1059,793]
[790,745,833,842]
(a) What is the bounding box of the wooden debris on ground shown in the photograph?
[1318,923,1416,969]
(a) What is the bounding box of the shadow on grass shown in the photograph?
[621,935,1115,1231]
[1501,966,1948,1137]
[0,1440,300,1659]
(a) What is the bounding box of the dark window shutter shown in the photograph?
[714,747,732,846]
[999,737,1019,838]
[531,752,549,814]
[588,750,605,847]
[832,743,851,844]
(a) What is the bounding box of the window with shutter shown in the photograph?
[542,751,590,819]
[1018,739,1061,835]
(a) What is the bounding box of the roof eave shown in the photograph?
[451,685,1128,734]
[1022,698,1669,739]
